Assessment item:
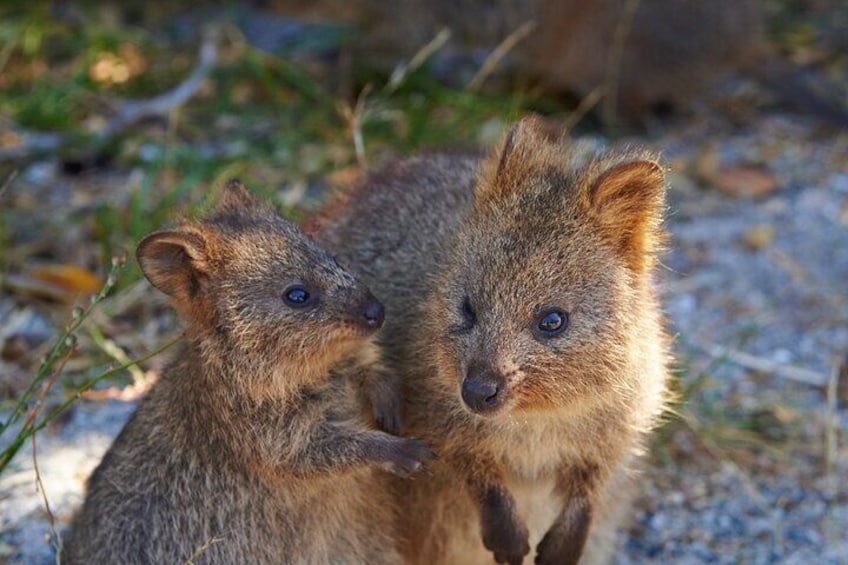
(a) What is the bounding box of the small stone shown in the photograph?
[22,161,57,186]
[829,172,848,194]
[710,164,780,198]
[696,145,780,197]
[741,224,776,250]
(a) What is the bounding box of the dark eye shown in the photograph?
[283,285,314,308]
[534,307,568,338]
[457,295,477,331]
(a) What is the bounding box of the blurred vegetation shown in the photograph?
[0,4,547,183]
[0,2,567,286]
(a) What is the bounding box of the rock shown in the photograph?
[742,223,776,249]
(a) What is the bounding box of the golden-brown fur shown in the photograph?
[66,181,430,564]
[317,117,672,564]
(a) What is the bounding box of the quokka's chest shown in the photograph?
[508,475,563,550]
[485,419,580,480]
[491,427,585,555]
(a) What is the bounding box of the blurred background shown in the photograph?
[0,1,846,563]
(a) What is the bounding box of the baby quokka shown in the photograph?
[67,181,429,564]
[318,116,672,564]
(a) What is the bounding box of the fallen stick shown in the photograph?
[0,26,219,163]
[824,364,838,476]
[467,20,535,92]
[386,28,451,94]
[701,343,829,387]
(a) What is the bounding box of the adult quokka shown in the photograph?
[317,117,672,564]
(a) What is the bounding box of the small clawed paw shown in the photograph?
[534,503,590,565]
[534,531,559,565]
[380,437,433,478]
[482,518,530,565]
[368,372,403,435]
[487,537,530,565]
[372,395,402,435]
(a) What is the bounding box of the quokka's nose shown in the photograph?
[362,298,385,329]
[461,376,501,414]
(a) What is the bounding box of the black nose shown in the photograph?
[461,376,502,414]
[362,299,385,329]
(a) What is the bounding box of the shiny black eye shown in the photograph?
[458,295,477,331]
[534,307,568,338]
[283,285,313,308]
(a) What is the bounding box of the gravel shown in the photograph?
[617,112,848,564]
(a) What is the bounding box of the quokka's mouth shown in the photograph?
[334,320,380,339]
[460,399,513,419]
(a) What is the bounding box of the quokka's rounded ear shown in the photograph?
[136,230,210,299]
[587,159,666,273]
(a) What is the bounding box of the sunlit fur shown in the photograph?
[318,116,672,564]
[66,182,410,564]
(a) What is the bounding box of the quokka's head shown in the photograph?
[431,117,667,419]
[137,180,384,377]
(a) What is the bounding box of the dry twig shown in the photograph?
[28,341,74,561]
[337,84,373,169]
[0,26,220,163]
[0,169,17,197]
[561,85,605,134]
[824,364,838,476]
[184,535,225,565]
[702,343,830,387]
[386,28,452,93]
[467,20,536,92]
[601,0,641,128]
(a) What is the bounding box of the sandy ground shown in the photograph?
[1,110,847,564]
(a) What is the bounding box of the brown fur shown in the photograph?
[66,180,430,564]
[317,116,672,564]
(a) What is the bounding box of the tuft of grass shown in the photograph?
[651,344,812,474]
[0,258,184,475]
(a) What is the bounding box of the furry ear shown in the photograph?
[215,179,263,213]
[476,116,561,205]
[136,230,210,299]
[588,159,666,273]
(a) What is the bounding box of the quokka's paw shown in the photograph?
[376,436,434,478]
[368,373,403,435]
[480,488,531,565]
[534,500,591,565]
